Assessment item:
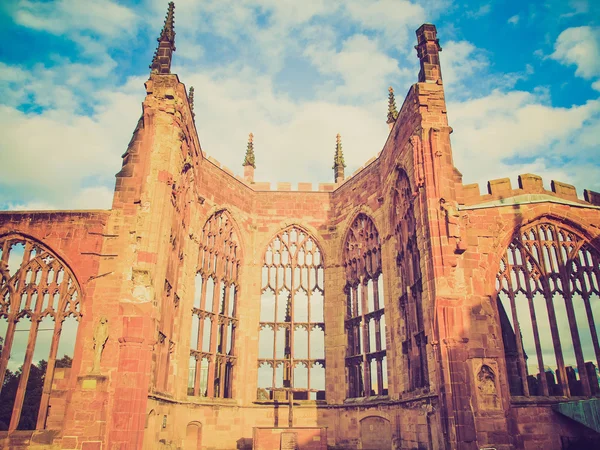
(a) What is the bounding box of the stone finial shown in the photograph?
[188,86,195,118]
[415,24,442,83]
[387,86,398,128]
[150,2,176,74]
[333,133,346,183]
[243,133,256,168]
[243,133,255,183]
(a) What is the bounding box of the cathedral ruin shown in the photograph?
[1,2,600,449]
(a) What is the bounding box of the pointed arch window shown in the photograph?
[257,226,325,401]
[497,221,600,397]
[0,235,81,431]
[393,170,428,390]
[343,214,388,398]
[189,211,240,398]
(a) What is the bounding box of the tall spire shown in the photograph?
[150,2,176,75]
[188,86,195,118]
[333,133,346,183]
[387,86,398,128]
[243,133,256,183]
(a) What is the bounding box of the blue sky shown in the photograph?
[0,0,599,210]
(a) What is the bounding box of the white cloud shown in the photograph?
[449,91,600,193]
[304,34,401,100]
[345,0,426,49]
[14,0,138,37]
[466,4,492,18]
[508,14,520,25]
[550,26,600,79]
[0,76,145,210]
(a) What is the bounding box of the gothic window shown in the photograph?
[257,226,325,401]
[344,214,388,398]
[188,211,240,398]
[393,170,428,390]
[0,235,81,431]
[497,221,600,397]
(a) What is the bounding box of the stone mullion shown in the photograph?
[525,282,550,396]
[556,241,591,396]
[504,259,530,396]
[206,278,221,398]
[36,317,63,429]
[9,312,42,431]
[581,290,600,375]
[360,281,372,396]
[272,264,279,390]
[289,261,296,390]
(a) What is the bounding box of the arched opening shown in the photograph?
[392,169,428,391]
[496,221,600,397]
[257,226,325,401]
[185,421,202,449]
[360,416,392,450]
[343,214,388,398]
[189,211,241,399]
[0,235,82,431]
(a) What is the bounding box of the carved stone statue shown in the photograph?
[477,365,499,409]
[92,317,109,373]
[440,198,467,254]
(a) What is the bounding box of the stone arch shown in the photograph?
[486,212,600,295]
[359,415,392,450]
[256,221,327,267]
[0,233,83,432]
[199,206,246,261]
[184,421,202,449]
[256,225,326,400]
[338,205,381,258]
[189,209,242,399]
[493,216,600,398]
[342,213,388,398]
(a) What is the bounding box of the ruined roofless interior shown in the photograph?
[1,2,600,450]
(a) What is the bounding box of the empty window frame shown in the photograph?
[189,211,240,398]
[257,226,325,401]
[344,214,388,398]
[393,170,428,390]
[497,221,600,397]
[0,235,81,431]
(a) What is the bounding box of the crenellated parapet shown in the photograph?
[458,173,600,208]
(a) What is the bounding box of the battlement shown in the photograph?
[202,149,382,193]
[460,173,600,208]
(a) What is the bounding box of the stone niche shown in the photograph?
[471,359,502,411]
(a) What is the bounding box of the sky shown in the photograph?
[0,0,599,210]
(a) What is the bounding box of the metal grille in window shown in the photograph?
[343,214,388,398]
[496,221,600,397]
[0,235,81,431]
[393,170,428,391]
[257,226,325,401]
[189,211,239,398]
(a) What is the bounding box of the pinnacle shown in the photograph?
[188,86,195,118]
[150,2,176,74]
[243,133,256,168]
[160,2,176,43]
[387,86,398,124]
[333,133,346,170]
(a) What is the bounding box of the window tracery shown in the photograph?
[393,170,428,390]
[257,226,325,401]
[188,211,239,398]
[344,214,388,398]
[497,221,600,397]
[0,235,81,431]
